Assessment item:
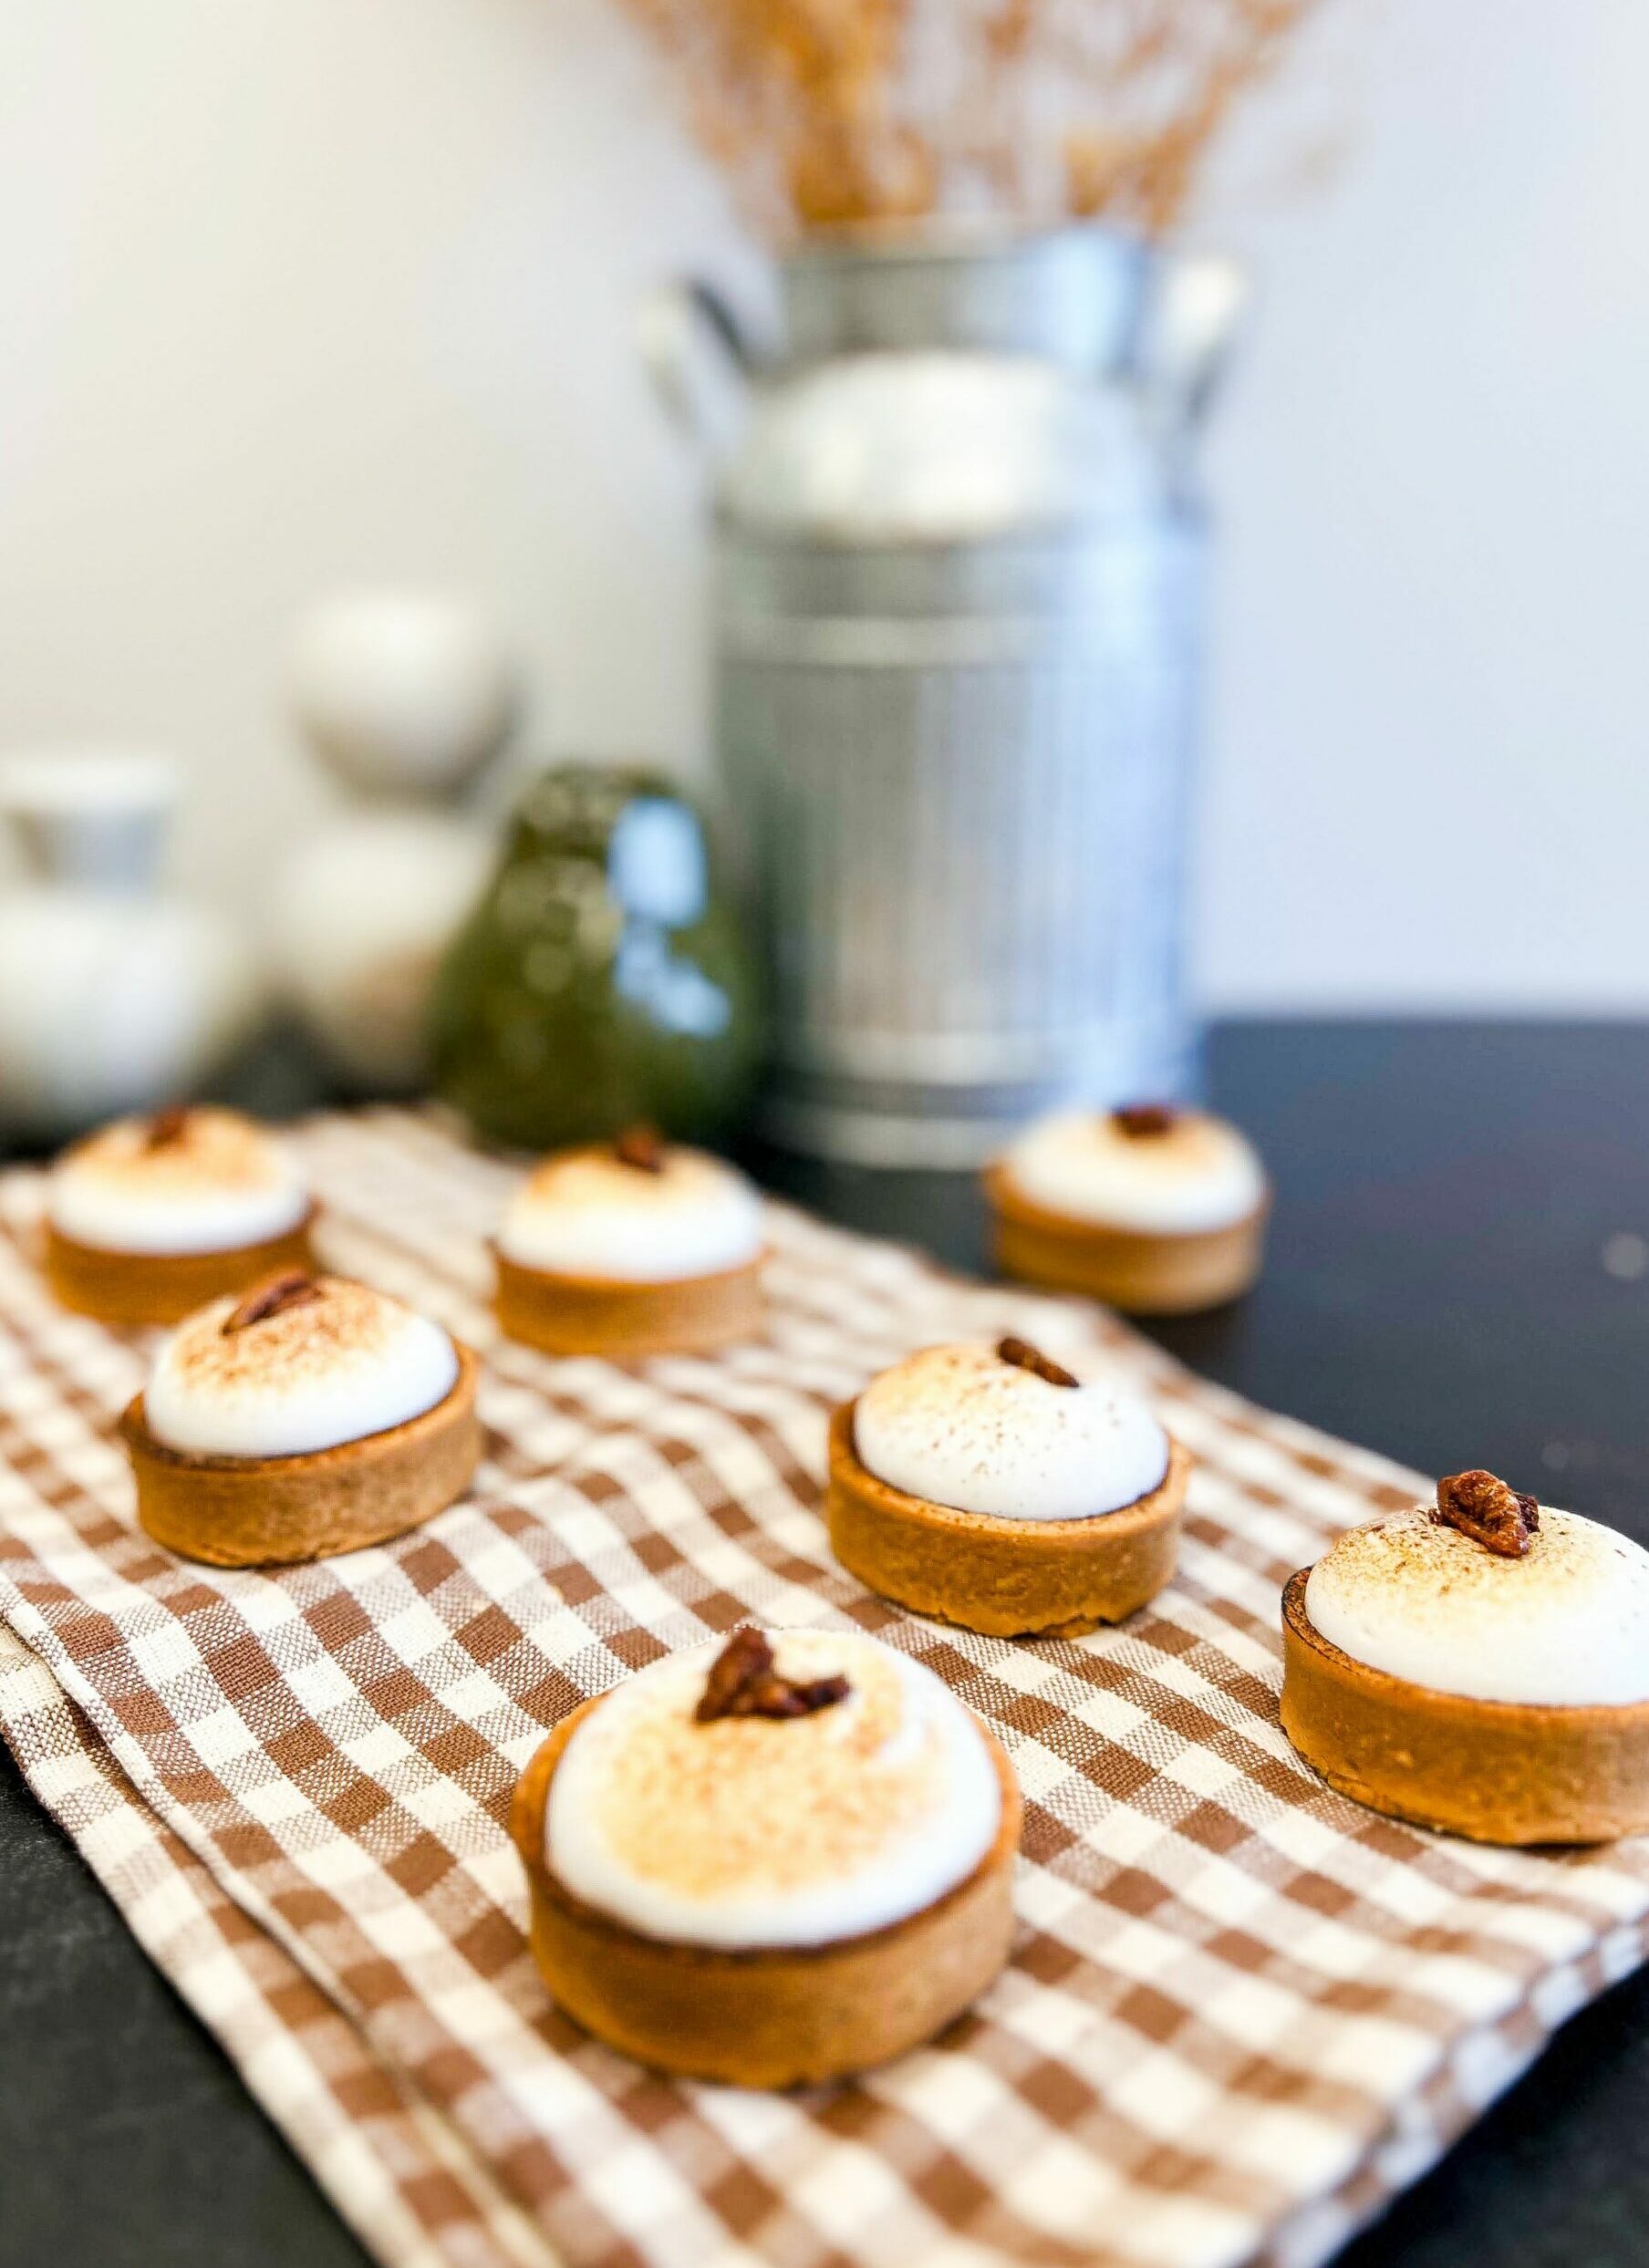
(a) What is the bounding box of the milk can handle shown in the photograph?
[635,278,760,455]
[1136,252,1250,436]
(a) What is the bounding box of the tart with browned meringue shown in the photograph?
[493,1124,765,1358]
[826,1336,1190,1637]
[121,1271,481,1566]
[511,1626,1020,2085]
[985,1103,1268,1315]
[44,1106,317,1325]
[1281,1469,1649,1843]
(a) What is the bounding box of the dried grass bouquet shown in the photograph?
[616,0,1318,235]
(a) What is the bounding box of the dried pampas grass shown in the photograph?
[615,0,1318,235]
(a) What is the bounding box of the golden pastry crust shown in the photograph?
[120,1342,482,1568]
[511,1693,1022,2087]
[493,1246,765,1359]
[825,1398,1189,1638]
[43,1207,319,1328]
[983,1162,1266,1316]
[1280,1569,1649,1844]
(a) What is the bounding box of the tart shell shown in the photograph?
[983,1162,1266,1316]
[510,1693,1022,2087]
[493,1245,765,1360]
[1280,1569,1649,1845]
[825,1398,1189,1638]
[44,1206,319,1328]
[120,1343,482,1568]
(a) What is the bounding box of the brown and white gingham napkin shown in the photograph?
[1,1108,1647,2268]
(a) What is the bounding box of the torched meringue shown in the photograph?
[853,1340,1169,1523]
[143,1274,460,1459]
[999,1107,1266,1237]
[1304,1506,1649,1707]
[545,1630,1002,1948]
[497,1142,763,1283]
[49,1107,310,1256]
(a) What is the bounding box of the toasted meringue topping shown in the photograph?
[545,1631,1002,1948]
[999,1107,1266,1236]
[143,1275,459,1458]
[1304,1507,1649,1706]
[497,1143,763,1283]
[854,1341,1169,1523]
[49,1107,310,1257]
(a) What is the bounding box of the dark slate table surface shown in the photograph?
[6,1019,1649,2268]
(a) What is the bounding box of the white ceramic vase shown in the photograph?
[0,751,264,1144]
[272,809,494,1095]
[272,591,519,1093]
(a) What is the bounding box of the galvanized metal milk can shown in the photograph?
[642,226,1244,1164]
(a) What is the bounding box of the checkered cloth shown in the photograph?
[2,1112,1647,2268]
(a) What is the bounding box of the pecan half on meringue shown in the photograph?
[694,1628,850,1723]
[223,1271,323,1335]
[611,1124,667,1175]
[1111,1103,1177,1140]
[996,1334,1079,1389]
[1431,1469,1540,1558]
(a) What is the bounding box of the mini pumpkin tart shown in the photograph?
[493,1124,765,1359]
[511,1625,1020,2085]
[1281,1470,1649,1844]
[826,1336,1189,1638]
[44,1105,317,1326]
[985,1103,1269,1315]
[120,1271,481,1567]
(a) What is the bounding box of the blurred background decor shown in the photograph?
[631,0,1308,1161]
[430,761,760,1150]
[615,0,1315,236]
[270,590,518,1094]
[0,751,262,1142]
[661,226,1241,1163]
[4,5,1646,1032]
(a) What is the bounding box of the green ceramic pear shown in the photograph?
[430,764,760,1150]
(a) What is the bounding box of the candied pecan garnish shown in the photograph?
[611,1123,667,1174]
[1111,1103,1177,1139]
[694,1627,850,1723]
[996,1334,1079,1388]
[1431,1469,1540,1558]
[223,1271,323,1335]
[141,1105,193,1151]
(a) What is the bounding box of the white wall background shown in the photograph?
[1,0,1645,1010]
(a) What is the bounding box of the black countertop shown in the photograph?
[5,1020,1649,2268]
